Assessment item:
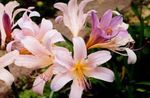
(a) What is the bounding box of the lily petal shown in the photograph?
[86,67,114,82]
[73,37,87,61]
[0,68,14,86]
[69,79,84,98]
[87,50,111,67]
[21,36,51,56]
[32,76,46,95]
[51,72,72,91]
[124,48,137,64]
[100,9,112,28]
[0,50,19,68]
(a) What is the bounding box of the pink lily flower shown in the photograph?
[54,0,93,37]
[87,10,137,64]
[0,1,37,48]
[14,30,65,94]
[51,37,114,98]
[0,50,19,86]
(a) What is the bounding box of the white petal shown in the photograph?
[73,37,87,61]
[0,50,19,68]
[87,50,111,67]
[124,48,137,64]
[0,68,14,86]
[86,67,114,82]
[51,72,72,91]
[69,79,84,98]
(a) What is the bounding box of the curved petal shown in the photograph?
[87,50,111,67]
[5,1,19,18]
[55,16,63,23]
[0,50,19,68]
[15,55,52,68]
[51,72,73,91]
[73,37,87,61]
[42,29,64,46]
[0,68,14,86]
[21,36,51,56]
[54,3,68,13]
[110,15,123,28]
[100,9,112,28]
[91,11,99,32]
[38,18,53,38]
[124,48,137,64]
[69,79,84,98]
[86,67,114,82]
[32,76,46,95]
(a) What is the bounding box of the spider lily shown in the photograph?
[0,1,37,48]
[51,37,114,98]
[0,50,19,86]
[86,10,137,64]
[54,0,93,37]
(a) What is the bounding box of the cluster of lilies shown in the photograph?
[0,0,137,98]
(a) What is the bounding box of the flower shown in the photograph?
[86,10,137,64]
[0,1,36,48]
[0,50,19,86]
[54,0,93,37]
[14,31,65,94]
[51,37,114,98]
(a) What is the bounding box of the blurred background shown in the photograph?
[0,0,150,98]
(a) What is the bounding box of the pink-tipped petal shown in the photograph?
[54,3,68,12]
[51,72,72,91]
[0,68,14,86]
[73,37,87,61]
[0,50,19,68]
[87,50,111,67]
[86,67,114,82]
[21,36,51,56]
[69,79,84,98]
[100,9,112,28]
[124,48,137,64]
[32,76,46,95]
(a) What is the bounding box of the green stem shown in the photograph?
[49,91,54,98]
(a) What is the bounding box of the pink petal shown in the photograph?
[5,1,19,18]
[42,29,64,46]
[86,67,114,82]
[54,3,68,13]
[21,36,51,56]
[6,41,15,52]
[124,48,137,64]
[73,37,87,61]
[0,50,19,68]
[40,18,53,33]
[54,48,73,69]
[51,72,72,91]
[0,68,14,86]
[32,76,46,95]
[69,79,84,98]
[100,9,112,28]
[55,16,63,23]
[15,55,52,68]
[87,50,111,67]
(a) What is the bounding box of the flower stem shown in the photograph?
[49,91,54,98]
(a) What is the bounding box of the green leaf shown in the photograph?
[136,81,150,86]
[131,2,141,18]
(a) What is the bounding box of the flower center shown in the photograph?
[73,61,90,89]
[106,27,113,35]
